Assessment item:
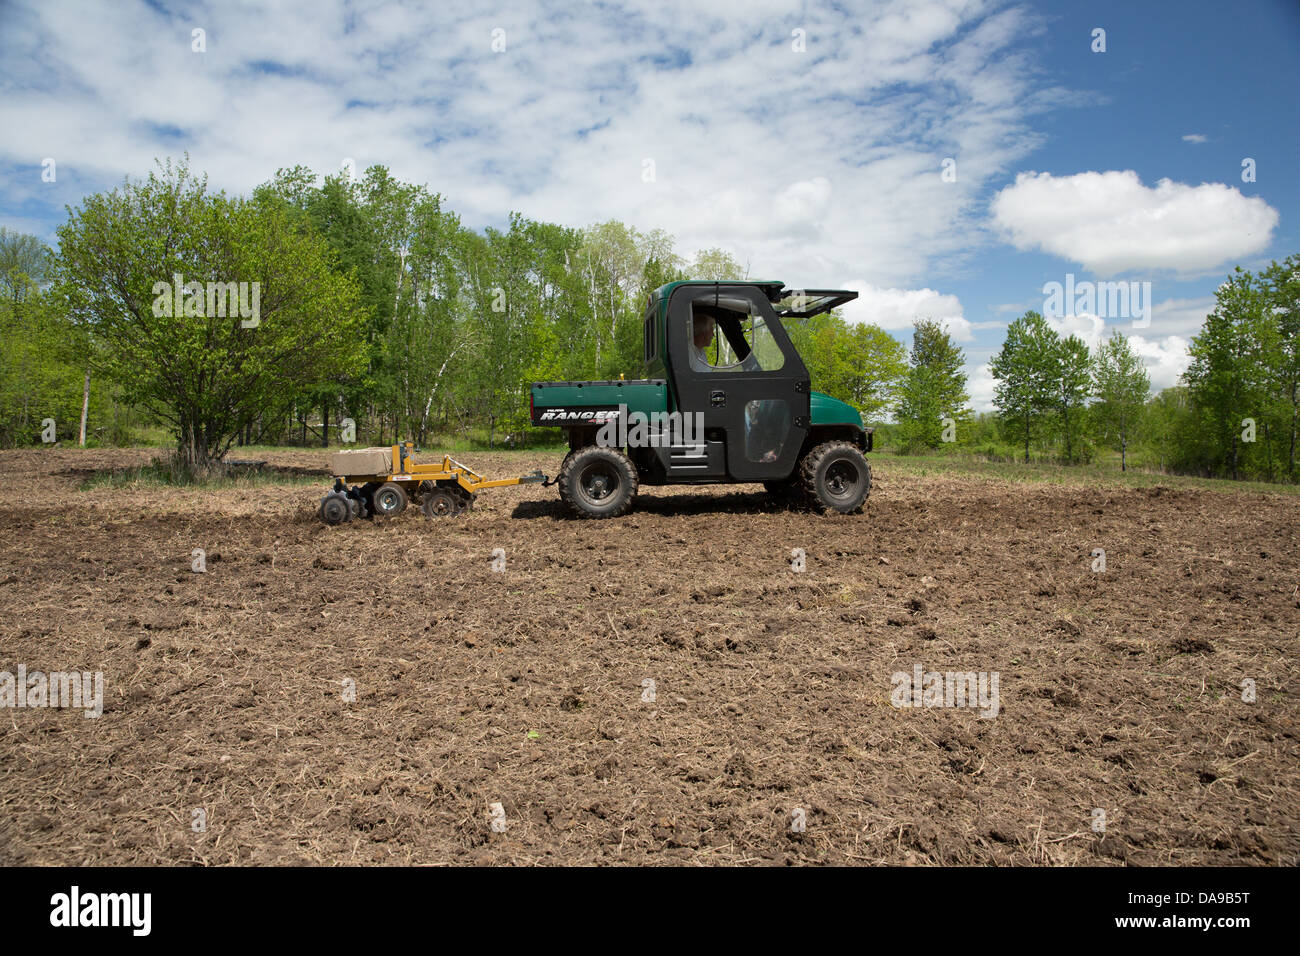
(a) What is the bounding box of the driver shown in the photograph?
[690,310,761,372]
[690,313,716,370]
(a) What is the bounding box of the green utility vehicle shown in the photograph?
[531,280,873,518]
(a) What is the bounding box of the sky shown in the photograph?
[2,0,1298,410]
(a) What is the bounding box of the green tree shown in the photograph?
[833,322,908,421]
[990,311,1061,463]
[689,247,744,281]
[1183,267,1271,479]
[1091,330,1150,471]
[1259,255,1300,479]
[1139,386,1195,473]
[1056,333,1092,463]
[54,158,367,471]
[895,318,971,450]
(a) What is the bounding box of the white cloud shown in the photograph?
[840,281,971,341]
[991,170,1278,276]
[1130,335,1192,392]
[1045,312,1106,350]
[1182,133,1208,144]
[0,0,1060,291]
[1149,295,1215,337]
[968,362,997,412]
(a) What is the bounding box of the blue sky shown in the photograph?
[2,0,1297,408]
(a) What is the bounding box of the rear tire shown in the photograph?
[800,441,870,514]
[558,446,638,518]
[372,482,408,517]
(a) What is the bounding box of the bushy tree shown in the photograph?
[1056,334,1093,463]
[1091,331,1149,471]
[1183,268,1272,479]
[55,158,367,471]
[990,311,1061,462]
[895,318,970,451]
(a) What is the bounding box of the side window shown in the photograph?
[689,297,786,373]
[644,307,657,362]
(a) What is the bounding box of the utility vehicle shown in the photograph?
[531,280,872,518]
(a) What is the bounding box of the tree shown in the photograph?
[1183,268,1271,479]
[54,158,367,472]
[780,312,906,420]
[834,322,908,421]
[1260,255,1300,479]
[990,311,1061,463]
[1056,334,1092,463]
[0,227,50,301]
[895,318,970,450]
[1091,331,1150,471]
[689,247,744,281]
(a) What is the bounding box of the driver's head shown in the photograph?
[692,314,715,349]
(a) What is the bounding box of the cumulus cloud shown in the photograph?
[968,362,997,412]
[1149,296,1215,337]
[1130,335,1192,392]
[991,170,1278,276]
[0,0,1059,291]
[1045,312,1106,350]
[840,281,971,341]
[1181,133,1208,143]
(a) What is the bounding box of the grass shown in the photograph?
[74,439,567,491]
[124,423,569,455]
[872,447,1300,496]
[78,458,325,491]
[64,438,1300,496]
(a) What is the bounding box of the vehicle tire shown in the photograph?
[320,492,351,525]
[558,445,638,518]
[421,489,458,518]
[800,441,870,514]
[371,481,408,517]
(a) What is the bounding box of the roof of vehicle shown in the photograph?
[651,279,785,303]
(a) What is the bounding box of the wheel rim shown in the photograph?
[375,490,399,513]
[427,494,453,517]
[825,460,862,500]
[577,462,620,506]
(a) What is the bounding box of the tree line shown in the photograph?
[0,157,1295,483]
[982,255,1299,482]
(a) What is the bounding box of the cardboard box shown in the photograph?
[330,447,391,477]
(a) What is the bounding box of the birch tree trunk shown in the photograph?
[78,368,90,446]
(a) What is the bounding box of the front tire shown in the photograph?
[558,446,638,518]
[800,441,870,514]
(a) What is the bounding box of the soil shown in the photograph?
[0,446,1296,865]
